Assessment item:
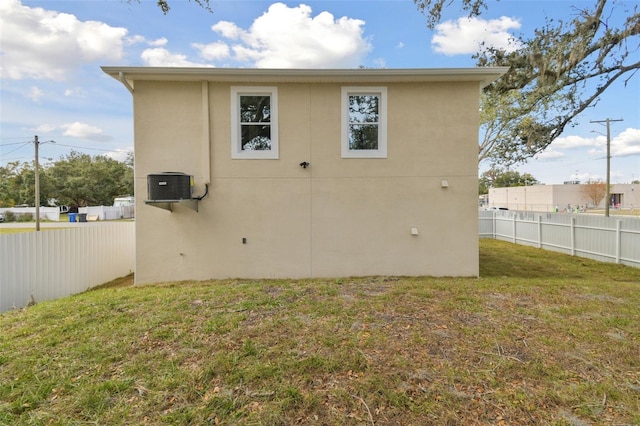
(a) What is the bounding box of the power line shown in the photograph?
[2,139,131,153]
[1,142,32,157]
[1,142,131,159]
[0,136,33,141]
[53,143,131,153]
[0,141,33,146]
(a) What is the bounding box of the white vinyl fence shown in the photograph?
[479,210,640,268]
[0,207,61,222]
[3,213,637,314]
[0,222,134,313]
[79,205,135,220]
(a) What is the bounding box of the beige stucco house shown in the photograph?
[102,67,506,284]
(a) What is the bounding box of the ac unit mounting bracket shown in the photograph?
[145,199,199,212]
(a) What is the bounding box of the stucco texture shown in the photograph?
[130,76,483,283]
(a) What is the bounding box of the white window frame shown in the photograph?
[341,86,387,158]
[231,86,279,159]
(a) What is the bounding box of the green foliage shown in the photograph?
[0,161,50,207]
[416,0,640,165]
[0,152,133,208]
[480,0,639,164]
[413,0,487,29]
[15,213,34,222]
[50,151,133,207]
[480,167,539,193]
[127,0,212,14]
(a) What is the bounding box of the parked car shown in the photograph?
[0,213,4,223]
[485,206,509,211]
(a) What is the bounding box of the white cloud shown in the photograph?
[551,134,602,150]
[192,42,230,61]
[62,122,111,141]
[612,128,640,157]
[106,148,133,163]
[27,86,44,101]
[33,124,58,133]
[211,21,243,40]
[534,149,565,161]
[577,172,602,182]
[550,128,640,157]
[232,45,262,63]
[0,0,128,80]
[208,3,372,68]
[149,37,169,47]
[126,35,168,47]
[125,35,146,45]
[396,42,405,49]
[432,16,521,56]
[64,87,87,98]
[140,47,213,67]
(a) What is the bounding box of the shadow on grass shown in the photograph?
[88,273,135,291]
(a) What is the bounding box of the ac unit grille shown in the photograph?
[147,173,193,201]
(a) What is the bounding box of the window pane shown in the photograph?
[240,95,271,123]
[349,124,378,150]
[348,95,379,123]
[241,125,271,150]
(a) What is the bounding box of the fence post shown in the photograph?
[571,216,576,256]
[492,212,496,239]
[537,215,542,248]
[616,220,621,264]
[512,214,517,244]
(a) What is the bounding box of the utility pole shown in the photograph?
[590,118,623,217]
[32,135,54,231]
[34,135,41,231]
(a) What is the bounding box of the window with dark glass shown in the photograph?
[348,94,380,150]
[341,87,387,158]
[240,95,272,151]
[231,87,279,159]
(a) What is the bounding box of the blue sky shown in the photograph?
[1,0,638,184]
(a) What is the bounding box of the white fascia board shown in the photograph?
[101,67,509,92]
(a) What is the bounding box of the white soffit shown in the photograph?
[101,67,509,91]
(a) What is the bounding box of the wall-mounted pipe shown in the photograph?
[201,81,211,185]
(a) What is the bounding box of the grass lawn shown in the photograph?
[1,239,639,425]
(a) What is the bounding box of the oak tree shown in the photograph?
[46,151,133,207]
[130,0,211,14]
[415,0,640,165]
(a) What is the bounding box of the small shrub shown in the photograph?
[15,213,34,222]
[3,211,16,222]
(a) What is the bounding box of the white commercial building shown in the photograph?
[488,183,640,212]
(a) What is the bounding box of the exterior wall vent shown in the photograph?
[147,172,193,201]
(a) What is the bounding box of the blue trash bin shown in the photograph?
[69,213,77,222]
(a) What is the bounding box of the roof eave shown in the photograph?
[101,66,509,92]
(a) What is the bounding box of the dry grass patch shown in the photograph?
[1,239,639,425]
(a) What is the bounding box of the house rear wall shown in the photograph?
[133,80,480,283]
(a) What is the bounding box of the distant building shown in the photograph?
[488,183,639,212]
